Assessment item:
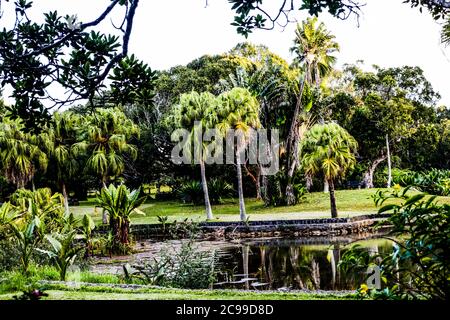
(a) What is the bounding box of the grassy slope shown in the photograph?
[71,188,450,224]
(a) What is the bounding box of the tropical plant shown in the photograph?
[44,112,81,214]
[300,123,358,218]
[37,231,83,281]
[0,202,18,239]
[207,178,234,204]
[177,180,203,205]
[0,119,48,189]
[9,188,66,233]
[73,107,139,189]
[10,216,45,275]
[216,87,261,221]
[95,184,146,252]
[168,91,219,219]
[80,214,96,257]
[285,17,339,204]
[290,17,340,87]
[341,187,450,300]
[124,239,216,289]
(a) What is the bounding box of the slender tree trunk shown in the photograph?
[255,166,261,200]
[386,134,392,188]
[323,179,329,193]
[362,156,387,189]
[236,143,247,221]
[102,180,108,225]
[236,161,247,222]
[61,182,70,215]
[286,76,307,205]
[329,179,338,218]
[199,158,213,220]
[242,244,250,290]
[120,220,130,245]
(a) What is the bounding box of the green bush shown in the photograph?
[392,168,450,196]
[124,240,216,289]
[177,180,203,205]
[207,178,234,204]
[340,187,450,300]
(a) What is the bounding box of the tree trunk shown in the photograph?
[102,180,108,225]
[236,161,247,222]
[362,156,387,189]
[199,158,213,220]
[285,76,307,205]
[386,134,392,188]
[255,166,262,200]
[61,182,70,215]
[328,179,338,218]
[323,179,329,193]
[120,220,130,245]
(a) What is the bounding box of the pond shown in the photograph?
[92,235,393,292]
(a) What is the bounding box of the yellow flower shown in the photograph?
[360,284,369,294]
[393,184,402,192]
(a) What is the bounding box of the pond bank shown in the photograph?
[124,213,392,240]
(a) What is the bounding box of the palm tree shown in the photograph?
[44,112,81,214]
[286,17,340,204]
[74,107,139,189]
[169,91,217,220]
[441,15,450,46]
[73,108,139,224]
[300,123,357,218]
[290,17,340,87]
[217,87,261,221]
[0,119,48,189]
[96,184,146,251]
[217,64,291,200]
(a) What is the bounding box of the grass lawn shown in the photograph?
[0,284,355,300]
[71,188,450,225]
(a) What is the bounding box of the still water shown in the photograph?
[93,236,394,291]
[212,237,393,291]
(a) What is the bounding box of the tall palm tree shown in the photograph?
[73,108,139,223]
[217,87,261,221]
[169,91,217,220]
[300,123,357,218]
[286,17,340,204]
[290,17,340,87]
[0,119,48,189]
[74,107,139,188]
[217,65,287,200]
[44,112,81,214]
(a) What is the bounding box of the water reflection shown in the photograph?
[214,238,393,291]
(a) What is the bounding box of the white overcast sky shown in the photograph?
[1,0,449,106]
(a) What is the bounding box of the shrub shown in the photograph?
[124,240,216,289]
[177,180,203,205]
[392,168,450,196]
[340,187,450,300]
[207,178,234,204]
[95,184,146,253]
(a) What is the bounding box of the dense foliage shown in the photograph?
[340,187,449,300]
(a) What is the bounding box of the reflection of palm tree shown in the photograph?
[242,244,250,290]
[328,244,341,290]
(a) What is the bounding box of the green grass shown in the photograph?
[71,188,450,225]
[0,284,356,300]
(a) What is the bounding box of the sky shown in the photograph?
[1,0,449,107]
